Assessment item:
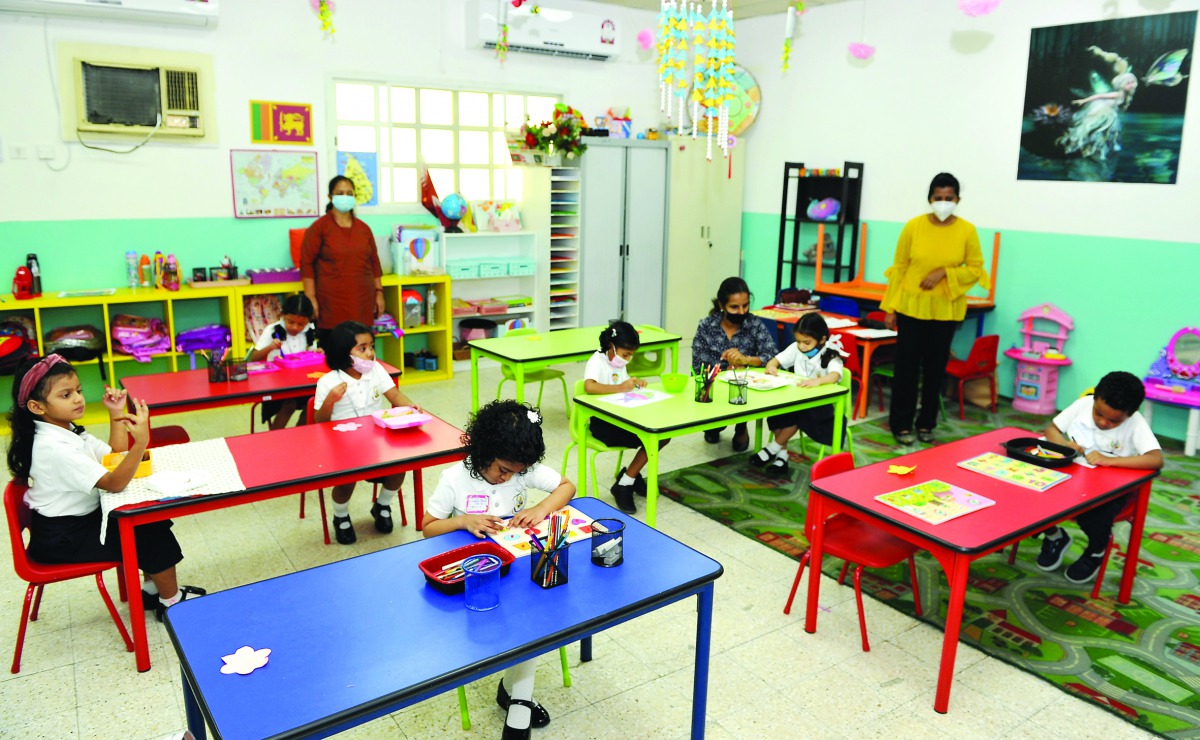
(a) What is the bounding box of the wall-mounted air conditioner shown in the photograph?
[75,58,205,136]
[470,0,619,62]
[0,0,218,28]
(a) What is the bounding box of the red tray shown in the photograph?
[418,541,514,594]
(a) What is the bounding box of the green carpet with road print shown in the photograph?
[659,404,1200,738]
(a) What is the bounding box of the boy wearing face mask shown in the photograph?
[880,173,989,446]
[582,321,669,515]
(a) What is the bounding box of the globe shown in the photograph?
[441,193,467,221]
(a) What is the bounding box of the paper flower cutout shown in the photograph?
[848,42,875,60]
[958,0,1000,17]
[887,465,917,475]
[220,646,271,675]
[637,28,654,51]
[333,422,363,432]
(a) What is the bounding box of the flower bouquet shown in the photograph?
[520,103,588,164]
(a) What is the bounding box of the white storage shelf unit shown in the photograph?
[445,230,547,336]
[549,166,581,331]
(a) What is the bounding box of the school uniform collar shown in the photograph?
[33,419,88,441]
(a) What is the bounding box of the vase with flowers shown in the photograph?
[520,103,588,166]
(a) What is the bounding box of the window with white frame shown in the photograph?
[333,80,559,205]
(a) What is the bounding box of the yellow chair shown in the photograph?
[798,369,856,462]
[561,379,627,498]
[496,328,570,412]
[627,325,668,379]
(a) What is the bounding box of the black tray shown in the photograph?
[1001,437,1076,469]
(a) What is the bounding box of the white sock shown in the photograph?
[774,448,790,460]
[765,440,783,455]
[1044,527,1063,540]
[619,474,636,486]
[333,501,350,518]
[504,659,537,727]
[159,590,183,608]
[142,579,158,595]
[375,487,398,509]
[755,448,772,462]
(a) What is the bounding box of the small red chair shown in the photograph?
[943,334,999,420]
[783,453,923,652]
[301,398,408,544]
[5,480,133,673]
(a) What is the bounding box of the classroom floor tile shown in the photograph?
[0,350,1157,738]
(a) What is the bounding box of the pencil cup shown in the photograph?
[728,379,749,405]
[462,554,502,611]
[590,518,625,567]
[532,541,570,589]
[206,359,227,383]
[225,359,248,382]
[693,379,713,403]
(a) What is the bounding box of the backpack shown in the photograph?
[243,295,282,343]
[44,325,106,362]
[373,313,402,339]
[175,324,231,354]
[0,335,35,375]
[111,314,171,363]
[0,317,37,347]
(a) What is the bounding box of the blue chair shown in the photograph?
[817,295,860,317]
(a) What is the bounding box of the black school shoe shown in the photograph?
[370,503,394,534]
[1065,552,1105,584]
[731,428,750,452]
[749,449,772,467]
[766,456,790,476]
[1036,530,1072,571]
[703,429,721,444]
[155,585,207,623]
[610,480,637,515]
[496,679,550,728]
[617,467,648,497]
[332,515,357,545]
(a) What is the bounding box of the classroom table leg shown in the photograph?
[119,517,153,672]
[514,363,526,404]
[754,418,763,452]
[413,469,425,532]
[804,493,825,633]
[858,342,877,419]
[670,341,680,373]
[692,584,715,739]
[830,394,844,454]
[644,434,661,528]
[577,408,590,500]
[470,350,481,412]
[933,552,971,713]
[183,667,208,740]
[1118,481,1153,604]
[1187,408,1200,457]
[581,636,593,662]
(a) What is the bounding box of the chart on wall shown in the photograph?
[1017,11,1196,184]
[230,150,320,219]
[336,151,379,207]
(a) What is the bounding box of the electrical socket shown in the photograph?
[11,144,30,160]
[37,146,56,160]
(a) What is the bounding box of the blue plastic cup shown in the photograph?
[462,554,502,611]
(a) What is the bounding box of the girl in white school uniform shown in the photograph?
[315,320,418,544]
[6,355,204,621]
[248,293,317,430]
[422,400,576,740]
[750,312,848,475]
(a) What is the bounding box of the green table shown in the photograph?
[573,377,848,528]
[468,325,683,411]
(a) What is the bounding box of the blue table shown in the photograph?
[165,498,723,739]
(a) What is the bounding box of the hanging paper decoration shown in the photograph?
[958,0,1001,16]
[848,42,875,59]
[690,2,707,138]
[782,2,805,73]
[657,1,689,126]
[497,1,511,63]
[637,28,655,51]
[311,0,335,37]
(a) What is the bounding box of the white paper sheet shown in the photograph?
[593,389,672,408]
[847,328,898,339]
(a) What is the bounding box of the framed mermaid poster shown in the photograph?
[1017,11,1195,184]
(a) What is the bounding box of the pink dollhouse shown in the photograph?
[1003,303,1074,415]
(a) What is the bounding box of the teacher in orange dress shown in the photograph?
[301,175,385,345]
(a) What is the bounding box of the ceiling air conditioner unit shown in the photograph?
[473,1,618,62]
[0,0,219,28]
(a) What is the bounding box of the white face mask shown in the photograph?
[931,201,957,221]
[350,355,375,375]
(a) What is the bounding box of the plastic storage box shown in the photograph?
[447,260,479,280]
[478,261,507,278]
[507,259,536,276]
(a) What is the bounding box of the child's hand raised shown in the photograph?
[461,514,504,538]
[328,382,348,402]
[102,386,128,415]
[122,399,151,449]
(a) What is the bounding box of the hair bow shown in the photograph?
[527,409,541,425]
[824,333,850,358]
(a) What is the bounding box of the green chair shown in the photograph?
[496,328,570,412]
[561,379,627,498]
[455,649,572,730]
[627,325,668,379]
[799,369,856,462]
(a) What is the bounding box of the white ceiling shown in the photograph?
[592,0,848,20]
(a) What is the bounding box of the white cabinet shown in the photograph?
[579,139,669,329]
[664,136,745,340]
[444,231,546,335]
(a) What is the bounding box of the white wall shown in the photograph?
[0,0,659,222]
[733,0,1200,243]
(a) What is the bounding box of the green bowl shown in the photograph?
[661,372,688,393]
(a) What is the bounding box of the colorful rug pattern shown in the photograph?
[659,406,1200,738]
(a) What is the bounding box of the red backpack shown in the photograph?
[0,335,35,375]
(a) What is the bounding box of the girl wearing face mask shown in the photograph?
[582,321,669,515]
[751,313,848,475]
[315,321,418,544]
[301,175,385,347]
[691,277,779,451]
[880,172,989,447]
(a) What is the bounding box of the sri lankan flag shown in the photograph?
[250,100,313,145]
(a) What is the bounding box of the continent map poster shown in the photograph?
[230,150,320,219]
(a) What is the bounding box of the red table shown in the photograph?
[113,414,465,671]
[804,428,1158,713]
[120,362,402,415]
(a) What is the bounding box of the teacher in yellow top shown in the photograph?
[881,173,989,446]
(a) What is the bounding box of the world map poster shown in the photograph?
[230,149,320,218]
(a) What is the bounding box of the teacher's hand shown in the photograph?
[884,312,897,331]
[375,291,386,318]
[309,298,320,322]
[721,348,745,366]
[920,267,947,290]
